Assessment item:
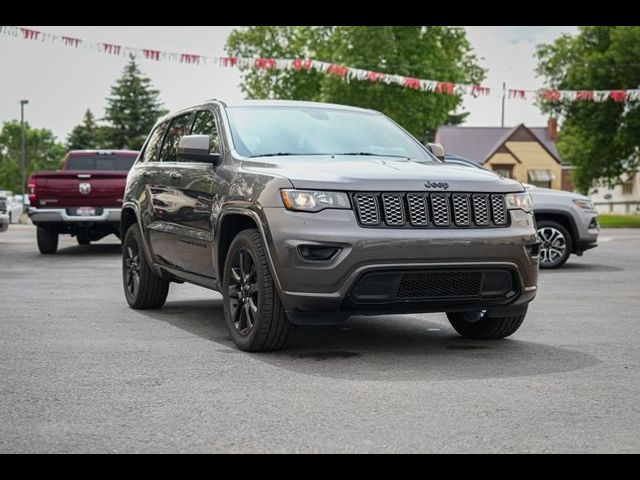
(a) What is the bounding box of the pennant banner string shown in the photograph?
[2,26,638,104]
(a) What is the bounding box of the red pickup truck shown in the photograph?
[28,150,139,254]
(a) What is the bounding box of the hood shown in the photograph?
[241,156,524,193]
[526,185,591,202]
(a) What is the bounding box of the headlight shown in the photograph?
[281,190,351,212]
[506,192,534,214]
[573,199,595,210]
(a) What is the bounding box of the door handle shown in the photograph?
[170,172,183,181]
[142,171,154,178]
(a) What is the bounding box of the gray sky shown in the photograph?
[0,26,578,140]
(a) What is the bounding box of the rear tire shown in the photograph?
[223,229,296,352]
[37,227,59,255]
[122,225,169,310]
[447,309,527,340]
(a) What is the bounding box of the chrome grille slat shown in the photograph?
[491,195,508,226]
[472,194,490,226]
[354,194,381,226]
[431,194,451,227]
[381,194,405,226]
[452,194,471,227]
[407,194,429,226]
[353,193,509,229]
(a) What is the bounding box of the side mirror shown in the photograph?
[426,143,446,162]
[177,135,221,165]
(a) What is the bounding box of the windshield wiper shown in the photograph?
[249,153,306,158]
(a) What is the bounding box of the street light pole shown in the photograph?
[20,100,29,197]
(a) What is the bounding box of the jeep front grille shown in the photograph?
[353,193,510,229]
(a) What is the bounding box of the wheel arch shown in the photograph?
[534,209,578,254]
[121,202,159,274]
[215,208,283,292]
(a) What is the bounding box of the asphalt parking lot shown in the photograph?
[0,225,639,453]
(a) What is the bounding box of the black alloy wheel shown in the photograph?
[228,248,260,336]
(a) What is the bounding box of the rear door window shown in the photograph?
[159,114,193,163]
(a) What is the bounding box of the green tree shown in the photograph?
[227,26,485,142]
[67,109,109,150]
[103,56,167,150]
[0,121,67,193]
[537,26,640,193]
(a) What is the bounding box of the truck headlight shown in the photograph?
[281,190,351,212]
[573,199,595,211]
[506,192,534,214]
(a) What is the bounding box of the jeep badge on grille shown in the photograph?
[425,181,450,190]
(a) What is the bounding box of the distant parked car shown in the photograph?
[0,195,9,233]
[445,154,600,268]
[8,194,26,223]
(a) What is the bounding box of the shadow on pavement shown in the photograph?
[56,244,123,256]
[141,298,600,383]
[541,263,623,273]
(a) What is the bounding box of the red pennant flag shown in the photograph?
[542,90,561,102]
[180,54,201,65]
[103,43,122,55]
[367,72,385,82]
[143,49,161,61]
[255,58,277,70]
[327,64,349,78]
[62,36,81,48]
[293,59,313,71]
[437,82,456,95]
[610,91,628,103]
[20,28,40,40]
[220,57,238,67]
[576,91,594,101]
[404,78,422,90]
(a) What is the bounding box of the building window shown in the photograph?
[492,165,513,179]
[528,169,555,189]
[622,174,635,195]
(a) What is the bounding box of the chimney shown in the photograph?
[548,118,559,142]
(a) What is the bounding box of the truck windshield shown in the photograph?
[226,106,434,161]
[66,155,137,171]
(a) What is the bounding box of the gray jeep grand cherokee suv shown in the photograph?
[122,100,540,352]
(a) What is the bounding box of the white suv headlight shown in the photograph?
[281,190,351,213]
[573,199,595,210]
[506,192,534,214]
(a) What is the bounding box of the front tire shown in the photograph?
[223,229,295,352]
[37,227,59,255]
[122,225,169,310]
[447,309,527,340]
[537,220,572,269]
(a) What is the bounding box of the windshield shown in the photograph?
[226,106,433,161]
[66,155,137,171]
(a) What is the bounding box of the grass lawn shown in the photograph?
[599,214,640,228]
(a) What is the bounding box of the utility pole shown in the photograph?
[20,100,29,197]
[501,83,506,128]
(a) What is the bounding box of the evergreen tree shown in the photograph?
[67,110,106,150]
[103,56,167,150]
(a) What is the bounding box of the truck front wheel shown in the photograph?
[37,227,59,255]
[447,309,527,340]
